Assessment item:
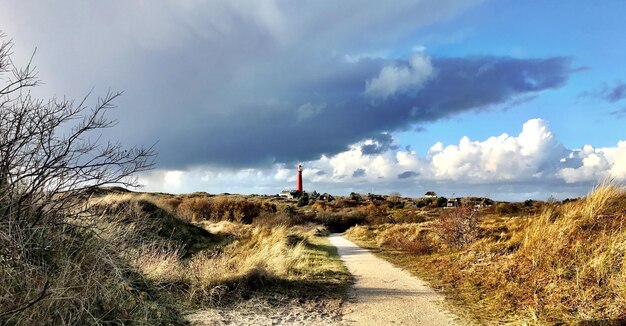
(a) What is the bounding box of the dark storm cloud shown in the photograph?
[353,168,366,177]
[360,133,398,155]
[316,170,327,176]
[398,171,419,179]
[0,2,573,170]
[155,55,571,168]
[582,81,626,103]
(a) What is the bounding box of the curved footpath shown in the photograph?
[329,234,462,326]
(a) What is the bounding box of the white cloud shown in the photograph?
[137,119,626,199]
[328,144,395,181]
[138,170,184,192]
[365,53,434,98]
[429,119,567,181]
[558,142,626,183]
[274,166,292,181]
[611,141,626,178]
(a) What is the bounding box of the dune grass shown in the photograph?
[0,205,185,325]
[2,190,351,325]
[91,193,351,306]
[345,184,626,324]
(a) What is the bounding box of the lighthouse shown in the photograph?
[296,164,303,192]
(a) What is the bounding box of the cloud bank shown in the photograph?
[139,119,626,200]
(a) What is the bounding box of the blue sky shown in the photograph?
[1,1,625,200]
[396,1,626,153]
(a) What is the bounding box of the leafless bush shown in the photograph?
[0,33,157,323]
[434,206,480,249]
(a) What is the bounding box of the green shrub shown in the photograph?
[298,192,310,207]
[349,192,363,201]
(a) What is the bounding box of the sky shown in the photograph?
[1,1,625,200]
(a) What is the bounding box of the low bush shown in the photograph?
[433,206,479,249]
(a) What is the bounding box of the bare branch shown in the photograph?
[0,280,50,319]
[0,32,156,319]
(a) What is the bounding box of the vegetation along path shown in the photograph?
[329,234,462,326]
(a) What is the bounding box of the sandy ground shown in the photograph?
[329,233,462,326]
[186,297,344,325]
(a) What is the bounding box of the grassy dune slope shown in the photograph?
[92,192,351,303]
[1,190,351,325]
[346,185,626,324]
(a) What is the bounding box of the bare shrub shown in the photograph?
[0,33,160,324]
[434,206,480,249]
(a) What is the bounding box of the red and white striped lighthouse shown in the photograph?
[296,164,303,192]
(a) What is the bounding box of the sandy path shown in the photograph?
[329,234,462,326]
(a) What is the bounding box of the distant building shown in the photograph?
[424,191,437,198]
[278,190,299,199]
[446,198,461,207]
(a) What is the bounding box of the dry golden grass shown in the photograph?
[0,204,184,325]
[346,184,626,324]
[130,223,349,304]
[1,189,350,325]
[92,192,350,305]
